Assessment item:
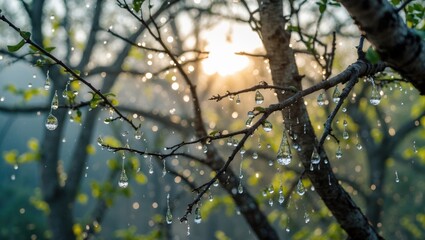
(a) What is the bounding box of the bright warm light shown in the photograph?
[200,22,261,76]
[202,42,249,76]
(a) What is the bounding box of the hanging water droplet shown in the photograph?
[268,159,274,166]
[162,159,166,177]
[336,145,342,159]
[304,212,310,223]
[247,110,254,118]
[238,182,243,194]
[277,133,292,165]
[134,129,142,140]
[317,93,325,106]
[194,207,202,224]
[245,117,253,127]
[262,120,273,132]
[332,86,341,103]
[28,82,32,88]
[343,119,348,127]
[370,85,381,105]
[343,129,349,140]
[236,95,241,104]
[268,198,273,206]
[311,147,320,164]
[278,186,285,204]
[229,94,235,101]
[97,136,103,146]
[262,189,267,197]
[268,184,274,194]
[45,113,58,130]
[395,171,400,183]
[356,143,363,150]
[252,152,258,159]
[51,91,59,110]
[187,223,190,236]
[148,157,154,174]
[213,180,219,187]
[227,138,233,146]
[203,145,208,153]
[44,72,51,91]
[255,90,264,104]
[118,170,129,188]
[296,180,305,196]
[166,208,173,224]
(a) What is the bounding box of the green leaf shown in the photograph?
[45,47,56,52]
[19,31,31,39]
[133,0,144,12]
[7,39,25,52]
[209,130,220,136]
[366,47,381,64]
[319,4,326,13]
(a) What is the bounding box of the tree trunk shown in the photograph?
[339,0,425,94]
[258,1,382,239]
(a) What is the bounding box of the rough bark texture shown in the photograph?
[259,1,383,239]
[339,0,425,95]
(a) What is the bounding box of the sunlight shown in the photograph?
[202,42,249,76]
[200,22,262,76]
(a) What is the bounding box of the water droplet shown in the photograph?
[277,132,292,165]
[311,147,320,164]
[304,212,310,223]
[343,129,349,140]
[262,120,273,132]
[332,86,341,103]
[252,152,258,159]
[238,182,243,194]
[227,138,233,146]
[162,159,166,177]
[268,184,274,194]
[296,180,305,196]
[336,145,342,159]
[413,141,418,154]
[148,156,154,174]
[395,171,400,183]
[236,95,241,104]
[97,136,103,146]
[268,198,273,206]
[203,145,208,153]
[45,114,58,130]
[317,93,325,106]
[278,186,285,204]
[194,207,202,224]
[228,94,235,101]
[44,73,51,91]
[262,189,267,197]
[166,208,173,224]
[135,129,142,140]
[187,223,191,236]
[51,91,59,110]
[213,180,219,187]
[356,143,363,150]
[370,85,381,105]
[28,82,32,88]
[118,170,129,188]
[310,163,314,171]
[255,90,264,104]
[343,119,348,127]
[247,111,254,118]
[245,117,253,127]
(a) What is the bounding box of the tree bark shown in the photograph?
[259,1,383,239]
[339,0,425,95]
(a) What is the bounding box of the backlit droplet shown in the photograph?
[162,159,166,177]
[148,156,154,174]
[187,223,190,236]
[134,129,142,140]
[311,147,320,164]
[97,136,103,146]
[277,132,292,165]
[304,212,310,223]
[356,143,363,150]
[343,128,349,140]
[317,93,325,106]
[228,94,235,101]
[252,152,258,159]
[370,84,381,105]
[245,117,253,127]
[262,189,267,197]
[262,121,273,132]
[255,90,264,104]
[51,91,59,110]
[236,95,241,104]
[336,145,342,159]
[296,180,305,196]
[268,184,274,194]
[118,170,128,188]
[166,194,172,224]
[278,186,285,204]
[247,111,254,118]
[44,72,51,91]
[268,198,273,206]
[395,171,400,183]
[238,182,243,194]
[194,207,202,224]
[45,114,58,130]
[332,86,341,103]
[28,82,32,88]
